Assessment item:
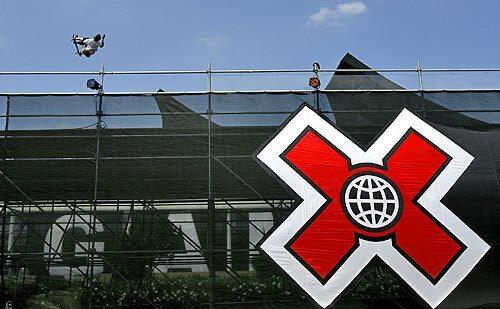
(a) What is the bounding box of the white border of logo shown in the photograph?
[256,106,489,308]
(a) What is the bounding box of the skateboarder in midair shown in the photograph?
[72,34,105,57]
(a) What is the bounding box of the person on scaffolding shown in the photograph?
[71,34,105,57]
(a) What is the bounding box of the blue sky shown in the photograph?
[1,0,500,92]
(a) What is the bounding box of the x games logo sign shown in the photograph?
[255,105,489,308]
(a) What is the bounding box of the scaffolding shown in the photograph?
[0,65,499,308]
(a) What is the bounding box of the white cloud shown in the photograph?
[307,1,367,27]
[197,36,229,48]
[338,1,367,15]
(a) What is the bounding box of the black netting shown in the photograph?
[0,92,499,308]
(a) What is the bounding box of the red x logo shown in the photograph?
[283,128,463,283]
[256,106,489,308]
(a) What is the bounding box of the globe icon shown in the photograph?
[343,174,401,230]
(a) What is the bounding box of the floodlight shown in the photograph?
[87,79,102,91]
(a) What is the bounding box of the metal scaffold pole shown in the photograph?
[313,61,321,112]
[1,96,10,308]
[417,61,424,91]
[207,62,216,308]
[89,64,105,308]
[417,60,427,117]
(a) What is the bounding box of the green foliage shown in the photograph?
[80,267,405,307]
[252,254,405,299]
[25,291,80,309]
[6,267,406,308]
[4,278,74,308]
[348,267,404,298]
[80,276,209,308]
[107,213,181,281]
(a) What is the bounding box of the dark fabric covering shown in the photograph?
[326,54,492,144]
[1,61,500,306]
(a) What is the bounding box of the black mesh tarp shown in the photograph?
[1,90,500,308]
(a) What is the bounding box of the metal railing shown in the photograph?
[1,67,500,75]
[1,64,500,93]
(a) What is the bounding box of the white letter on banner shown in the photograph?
[44,215,104,279]
[249,212,273,271]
